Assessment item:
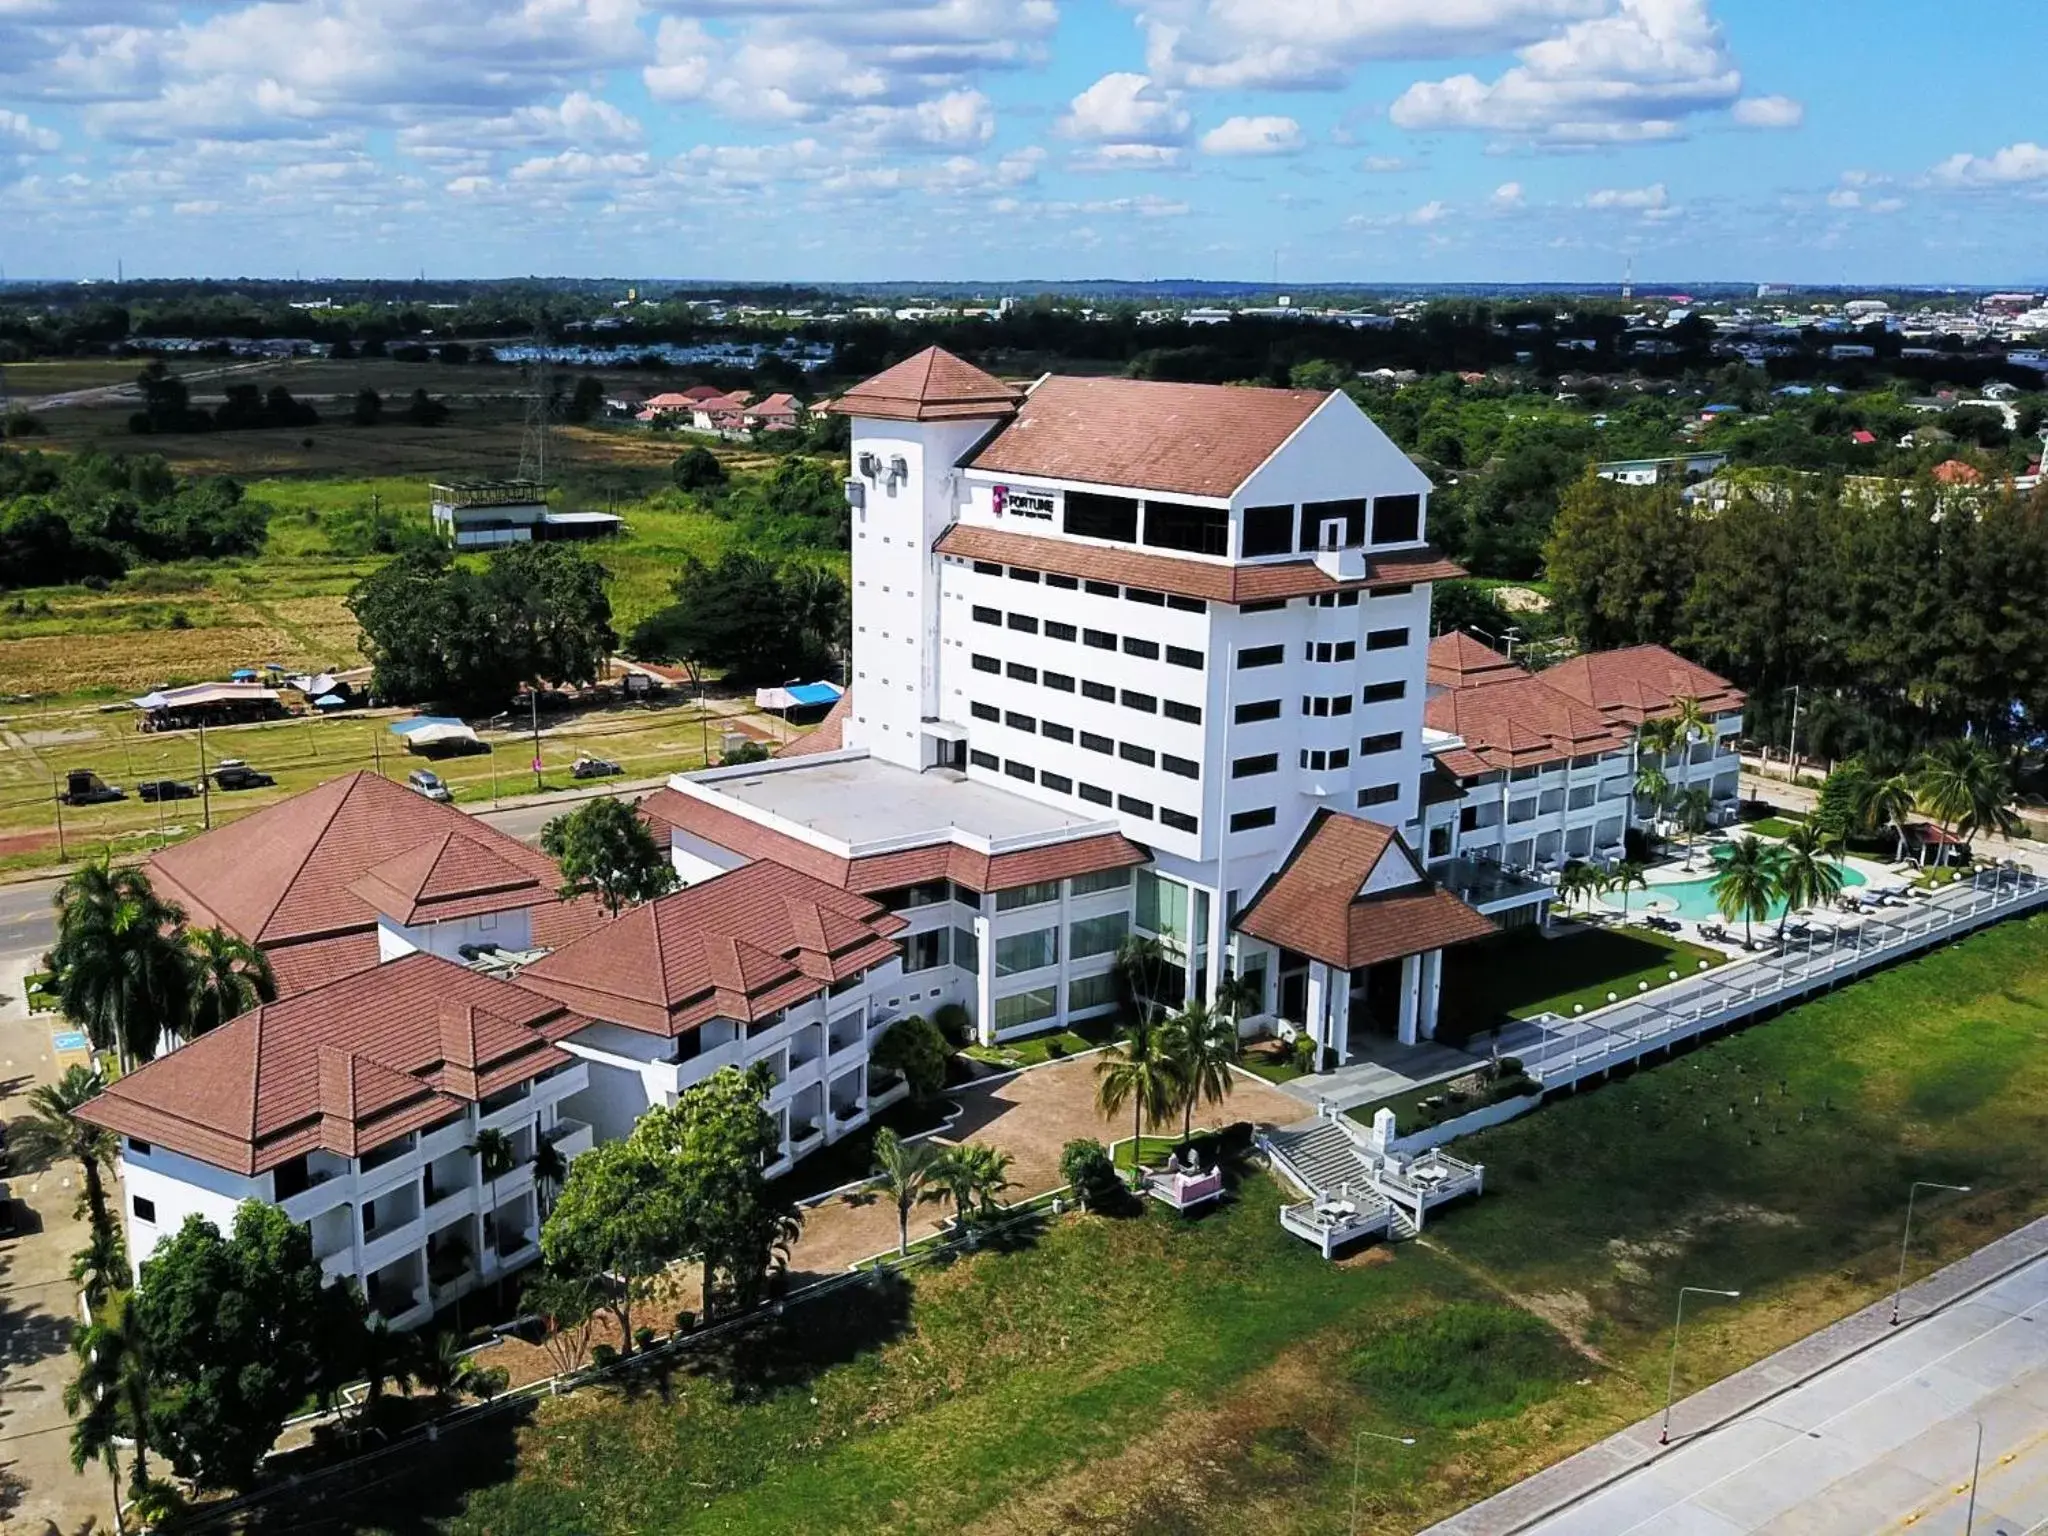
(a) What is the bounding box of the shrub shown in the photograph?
[1291,1035,1319,1073]
[673,1309,696,1335]
[1045,1038,1066,1059]
[1059,1138,1121,1211]
[465,1365,510,1402]
[590,1343,619,1369]
[870,1015,949,1100]
[633,1327,657,1353]
[931,1001,971,1045]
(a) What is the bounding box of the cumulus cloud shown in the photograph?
[1492,181,1525,205]
[1347,199,1450,229]
[1731,94,1802,129]
[1359,154,1411,173]
[0,108,61,152]
[1198,115,1305,156]
[1932,142,2048,186]
[1389,0,1742,146]
[1583,181,1668,208]
[1059,72,1189,144]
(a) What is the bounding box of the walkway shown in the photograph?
[1426,1214,2048,1536]
[1282,1036,1481,1112]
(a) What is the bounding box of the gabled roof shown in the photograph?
[1235,811,1496,971]
[75,952,585,1176]
[827,346,1024,423]
[1537,644,1745,727]
[1423,674,1635,773]
[1426,631,1524,691]
[518,860,907,1037]
[348,829,556,928]
[963,374,1328,499]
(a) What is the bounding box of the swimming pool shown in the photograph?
[1597,862,1866,922]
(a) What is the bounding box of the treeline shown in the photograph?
[627,551,845,686]
[127,362,320,435]
[0,448,269,588]
[1544,471,2048,757]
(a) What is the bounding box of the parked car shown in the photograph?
[59,768,125,805]
[211,759,275,791]
[571,755,623,780]
[137,778,197,802]
[407,769,452,802]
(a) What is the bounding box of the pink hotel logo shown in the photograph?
[992,486,1055,520]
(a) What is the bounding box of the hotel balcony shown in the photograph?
[1431,856,1555,917]
[543,1116,594,1161]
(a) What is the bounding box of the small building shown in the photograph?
[428,481,622,549]
[1595,452,1730,486]
[131,681,289,732]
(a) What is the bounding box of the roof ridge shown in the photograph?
[253,772,366,939]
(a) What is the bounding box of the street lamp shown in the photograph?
[1661,1286,1741,1444]
[1892,1180,1971,1325]
[1965,1418,1984,1535]
[1349,1429,1417,1534]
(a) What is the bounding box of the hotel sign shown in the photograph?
[993,485,1055,521]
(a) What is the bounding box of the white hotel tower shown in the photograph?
[643,349,1500,1068]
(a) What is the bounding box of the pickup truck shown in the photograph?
[137,778,197,802]
[60,768,125,805]
[211,759,276,791]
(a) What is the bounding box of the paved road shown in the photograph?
[1511,1249,2048,1536]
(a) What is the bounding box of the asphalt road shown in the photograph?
[1518,1249,2048,1536]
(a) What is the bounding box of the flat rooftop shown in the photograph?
[697,753,1109,853]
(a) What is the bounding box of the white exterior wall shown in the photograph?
[117,1141,261,1269]
[376,907,533,963]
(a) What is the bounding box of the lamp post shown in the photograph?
[1661,1286,1740,1444]
[1965,1418,1984,1534]
[1892,1180,1971,1325]
[1350,1429,1417,1535]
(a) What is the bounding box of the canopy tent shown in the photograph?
[389,716,467,736]
[754,681,845,712]
[313,694,350,710]
[130,682,281,711]
[400,722,481,751]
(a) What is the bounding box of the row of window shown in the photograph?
[969,653,1204,725]
[973,702,1201,779]
[1231,732,1403,779]
[1238,495,1424,558]
[968,560,1208,613]
[993,969,1120,1032]
[966,748,1201,835]
[1235,628,1406,670]
[886,867,1133,916]
[969,603,1207,671]
[1231,680,1407,726]
[1225,782,1399,830]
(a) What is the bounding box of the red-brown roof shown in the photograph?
[1235,811,1496,970]
[936,524,1463,606]
[75,952,586,1176]
[635,786,1149,895]
[827,346,1023,423]
[965,375,1326,499]
[518,860,906,1037]
[778,689,851,759]
[1427,631,1524,691]
[1423,674,1635,773]
[1933,459,1984,485]
[1537,645,1745,727]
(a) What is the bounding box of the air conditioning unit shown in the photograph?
[843,478,866,508]
[889,455,909,483]
[856,451,880,478]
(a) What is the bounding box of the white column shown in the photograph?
[1330,972,1352,1064]
[1419,949,1444,1041]
[1202,881,1228,1006]
[973,906,996,1046]
[1397,953,1422,1045]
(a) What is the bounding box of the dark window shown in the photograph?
[1008,613,1039,634]
[1372,583,1412,598]
[971,653,1000,674]
[1334,695,1353,716]
[1372,493,1422,545]
[1006,711,1036,733]
[970,749,999,769]
[1304,497,1367,548]
[1233,754,1278,778]
[1080,732,1113,755]
[1236,699,1282,724]
[1362,680,1407,704]
[1079,782,1112,806]
[971,701,999,722]
[1005,760,1036,782]
[1357,783,1399,807]
[1065,491,1140,543]
[133,1195,157,1223]
[1006,662,1038,683]
[1082,679,1115,702]
[1230,807,1277,832]
[129,1138,153,1155]
[1241,504,1293,558]
[1120,689,1157,714]
[1117,795,1154,819]
[1143,500,1229,556]
[1045,620,1077,641]
[1085,579,1119,597]
[1042,770,1073,792]
[1163,700,1203,724]
[1008,566,1041,583]
[1239,598,1288,614]
[1160,808,1199,833]
[1330,748,1351,768]
[1046,573,1079,590]
[1166,645,1203,669]
[1083,628,1116,650]
[1167,595,1206,613]
[1042,721,1074,743]
[1335,640,1356,662]
[1239,644,1285,669]
[1366,627,1410,652]
[1044,671,1076,692]
[1123,636,1160,660]
[972,560,1003,576]
[1360,731,1403,755]
[972,605,1000,625]
[1162,754,1199,779]
[1120,742,1155,767]
[1124,586,1167,606]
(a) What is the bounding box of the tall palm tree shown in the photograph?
[1711,836,1783,947]
[65,1288,153,1511]
[1913,740,2016,851]
[353,1314,422,1429]
[1555,860,1601,913]
[1774,823,1847,940]
[530,1135,569,1220]
[13,1064,118,1243]
[1666,696,1713,790]
[182,926,276,1040]
[1160,999,1237,1147]
[1112,934,1174,1025]
[1632,760,1671,821]
[49,863,191,1069]
[1861,770,1918,863]
[1668,785,1713,871]
[1212,967,1263,1030]
[1603,860,1649,921]
[1095,1018,1182,1187]
[473,1127,518,1256]
[870,1127,943,1256]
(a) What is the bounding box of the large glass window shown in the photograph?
[995,927,1059,976]
[1136,869,1191,944]
[1064,491,1139,543]
[1240,504,1293,558]
[996,880,1061,912]
[1067,971,1119,1014]
[903,928,949,973]
[994,986,1057,1032]
[1069,867,1132,897]
[953,926,979,974]
[1371,494,1422,545]
[1069,910,1129,958]
[1143,499,1229,556]
[1302,497,1367,548]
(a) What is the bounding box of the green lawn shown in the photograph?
[1744,816,1805,839]
[961,1017,1116,1070]
[1436,925,1725,1043]
[304,914,2048,1536]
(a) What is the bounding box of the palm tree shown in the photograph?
[958,1144,1013,1220]
[1711,836,1783,947]
[183,925,276,1040]
[1774,823,1847,940]
[1212,967,1263,1030]
[414,1329,477,1405]
[1668,785,1713,871]
[530,1135,569,1220]
[1666,696,1713,790]
[1094,1018,1182,1186]
[65,1288,153,1511]
[1861,771,1918,862]
[1603,860,1649,922]
[1160,999,1237,1147]
[354,1314,421,1429]
[473,1127,518,1254]
[49,863,192,1069]
[14,1064,118,1243]
[1555,860,1601,913]
[871,1127,944,1256]
[1111,934,1175,1025]
[1914,740,2016,854]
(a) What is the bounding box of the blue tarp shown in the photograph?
[231,668,259,680]
[786,682,844,708]
[390,715,466,735]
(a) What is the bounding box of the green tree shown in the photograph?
[530,1134,569,1219]
[1212,967,1263,1030]
[1863,770,1918,861]
[525,1268,604,1376]
[540,796,681,915]
[1058,1138,1121,1211]
[1542,473,1694,650]
[50,862,192,1068]
[1602,860,1649,921]
[629,551,841,685]
[869,1014,949,1100]
[870,1126,944,1256]
[1710,836,1783,947]
[1555,859,1602,912]
[183,926,275,1038]
[540,1137,688,1354]
[1094,1018,1181,1186]
[1159,998,1237,1147]
[1774,823,1847,939]
[350,1315,420,1430]
[350,388,383,427]
[16,1065,123,1303]
[1112,934,1175,1025]
[473,1126,518,1250]
[1668,785,1713,871]
[1914,739,2018,846]
[671,446,728,491]
[65,1288,154,1513]
[932,1143,1012,1228]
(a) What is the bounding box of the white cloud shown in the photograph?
[1198,114,1305,156]
[1932,142,2048,187]
[1492,181,1524,205]
[1069,142,1186,172]
[1059,72,1189,144]
[0,108,61,152]
[1389,0,1742,146]
[1360,154,1411,173]
[1347,199,1450,228]
[1731,94,1802,129]
[1583,181,1668,208]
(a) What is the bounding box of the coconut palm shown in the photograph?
[934,1143,1013,1226]
[1861,770,1918,862]
[1602,860,1650,921]
[473,1127,518,1251]
[353,1314,422,1429]
[65,1287,153,1511]
[1160,998,1237,1147]
[1632,760,1671,819]
[1555,860,1602,913]
[1666,696,1714,788]
[871,1126,944,1256]
[13,1064,118,1241]
[1094,1018,1182,1186]
[530,1134,570,1219]
[1774,823,1847,940]
[1914,740,2017,850]
[183,925,276,1039]
[1668,785,1714,871]
[49,863,191,1069]
[1711,836,1784,947]
[1212,967,1263,1029]
[1111,934,1175,1025]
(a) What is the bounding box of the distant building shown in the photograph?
[428,481,622,549]
[1595,453,1730,486]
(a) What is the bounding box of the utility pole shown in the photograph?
[529,687,543,793]
[1784,684,1802,785]
[197,718,211,830]
[52,774,65,862]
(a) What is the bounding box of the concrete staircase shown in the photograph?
[1263,1118,1372,1199]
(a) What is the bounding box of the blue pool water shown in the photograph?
[1598,862,1866,922]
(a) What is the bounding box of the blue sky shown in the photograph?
[3,0,2044,285]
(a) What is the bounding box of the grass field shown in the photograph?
[292,912,2048,1536]
[1435,923,1725,1043]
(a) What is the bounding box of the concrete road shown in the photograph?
[1519,1250,2048,1536]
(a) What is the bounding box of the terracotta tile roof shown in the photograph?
[965,375,1327,499]
[266,930,384,996]
[1430,744,1496,781]
[1427,631,1524,690]
[518,861,907,1038]
[935,524,1463,606]
[777,689,851,759]
[1423,674,1636,773]
[635,786,1149,895]
[347,830,558,928]
[1235,810,1495,971]
[1537,645,1746,728]
[75,952,586,1176]
[826,346,1023,423]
